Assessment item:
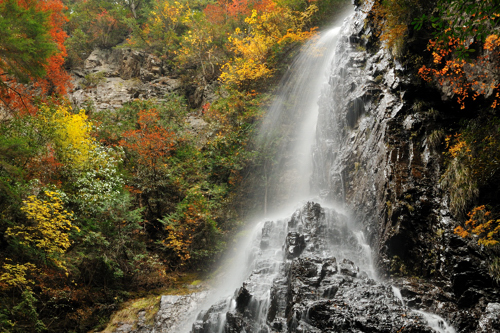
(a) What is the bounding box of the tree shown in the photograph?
[414,0,500,108]
[176,11,221,82]
[6,190,79,270]
[41,105,97,171]
[0,0,55,88]
[0,0,70,113]
[119,108,181,230]
[455,205,500,247]
[418,33,500,109]
[120,109,176,168]
[126,0,191,58]
[371,0,427,54]
[219,3,317,88]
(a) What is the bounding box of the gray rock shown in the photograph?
[311,2,500,331]
[193,202,436,333]
[476,303,500,332]
[69,48,192,112]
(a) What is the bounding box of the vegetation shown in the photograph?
[5,0,500,329]
[0,0,349,331]
[373,0,500,281]
[0,0,70,114]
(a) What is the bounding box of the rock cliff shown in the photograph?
[192,202,439,333]
[312,2,500,331]
[69,48,215,112]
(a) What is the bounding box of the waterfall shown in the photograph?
[184,7,457,333]
[253,25,343,216]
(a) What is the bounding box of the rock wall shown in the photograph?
[69,48,215,112]
[312,2,500,331]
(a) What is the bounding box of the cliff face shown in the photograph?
[312,2,500,330]
[68,48,216,112]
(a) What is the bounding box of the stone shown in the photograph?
[69,48,200,113]
[235,285,252,311]
[476,303,500,332]
[285,232,306,259]
[339,258,358,277]
[193,203,438,333]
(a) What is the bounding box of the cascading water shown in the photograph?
[253,25,343,215]
[392,286,456,333]
[187,7,456,333]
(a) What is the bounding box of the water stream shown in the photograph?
[392,286,456,333]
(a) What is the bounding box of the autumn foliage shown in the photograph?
[0,0,70,114]
[0,0,352,330]
[220,2,318,87]
[120,109,176,167]
[7,191,79,269]
[371,0,425,53]
[455,205,500,247]
[419,33,500,109]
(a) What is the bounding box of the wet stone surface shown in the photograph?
[191,202,435,333]
[312,2,500,331]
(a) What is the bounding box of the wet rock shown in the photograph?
[310,1,500,330]
[476,303,500,332]
[193,202,439,333]
[236,285,253,311]
[339,258,358,277]
[285,232,306,259]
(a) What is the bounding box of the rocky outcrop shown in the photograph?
[192,202,440,332]
[312,1,500,331]
[69,48,216,112]
[111,292,209,333]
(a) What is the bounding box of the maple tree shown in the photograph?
[204,1,226,25]
[117,107,182,233]
[90,9,124,48]
[418,33,500,109]
[120,109,176,168]
[455,205,500,247]
[0,0,70,114]
[412,0,500,108]
[203,0,253,24]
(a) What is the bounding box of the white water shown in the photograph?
[414,310,457,333]
[256,27,342,215]
[392,286,456,333]
[177,26,348,333]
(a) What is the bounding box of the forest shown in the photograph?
[0,0,499,331]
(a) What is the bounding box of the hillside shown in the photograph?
[1,0,500,332]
